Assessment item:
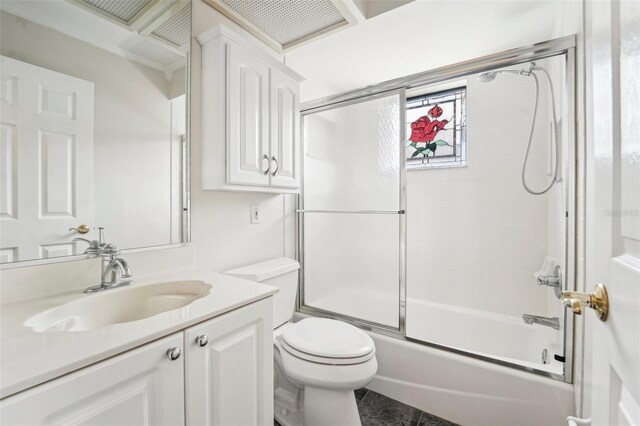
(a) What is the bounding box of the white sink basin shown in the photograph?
[25,280,212,332]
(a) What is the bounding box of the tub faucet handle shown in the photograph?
[537,265,563,299]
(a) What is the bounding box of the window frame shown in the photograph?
[405,84,468,170]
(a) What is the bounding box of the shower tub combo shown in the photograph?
[297,36,577,426]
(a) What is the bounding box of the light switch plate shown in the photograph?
[251,205,261,224]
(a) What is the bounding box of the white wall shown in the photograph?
[0,11,179,251]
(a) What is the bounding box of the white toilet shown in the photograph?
[225,258,377,426]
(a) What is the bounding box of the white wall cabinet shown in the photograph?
[0,333,185,425]
[199,25,304,193]
[185,298,273,426]
[0,299,273,426]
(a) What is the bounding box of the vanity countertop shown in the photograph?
[0,269,277,399]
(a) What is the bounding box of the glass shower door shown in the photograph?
[299,91,405,330]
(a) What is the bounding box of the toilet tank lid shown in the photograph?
[223,257,300,282]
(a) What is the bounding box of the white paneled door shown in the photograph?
[586,0,640,424]
[0,56,94,262]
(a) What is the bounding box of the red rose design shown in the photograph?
[428,104,443,118]
[409,115,449,143]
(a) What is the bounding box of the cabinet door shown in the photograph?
[0,333,185,425]
[226,42,270,186]
[185,298,273,426]
[269,68,300,188]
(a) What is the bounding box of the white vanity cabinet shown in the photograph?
[0,298,273,426]
[184,298,273,425]
[0,333,185,425]
[198,25,303,193]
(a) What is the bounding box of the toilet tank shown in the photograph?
[224,258,300,328]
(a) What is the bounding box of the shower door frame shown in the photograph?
[297,35,577,383]
[297,88,408,334]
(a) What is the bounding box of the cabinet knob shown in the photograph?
[166,347,182,360]
[262,154,271,175]
[271,156,279,176]
[195,335,209,347]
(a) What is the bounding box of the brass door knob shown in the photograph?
[561,283,609,321]
[69,224,90,234]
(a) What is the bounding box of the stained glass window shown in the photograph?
[406,86,467,168]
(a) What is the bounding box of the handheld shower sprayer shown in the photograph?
[477,62,560,195]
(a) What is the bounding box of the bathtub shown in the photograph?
[367,331,574,426]
[406,298,565,375]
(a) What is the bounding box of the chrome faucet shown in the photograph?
[522,314,560,330]
[84,243,133,293]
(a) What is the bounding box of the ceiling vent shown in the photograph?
[150,4,191,47]
[204,0,361,52]
[81,0,153,24]
[71,0,190,53]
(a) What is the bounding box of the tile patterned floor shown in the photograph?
[274,388,458,426]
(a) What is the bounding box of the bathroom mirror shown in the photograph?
[0,0,191,264]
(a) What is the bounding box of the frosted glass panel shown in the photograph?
[303,213,400,328]
[303,93,401,210]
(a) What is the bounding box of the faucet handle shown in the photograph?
[537,265,563,299]
[98,227,105,245]
[100,243,120,259]
[72,238,101,256]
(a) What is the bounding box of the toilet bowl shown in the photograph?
[274,318,377,426]
[225,258,377,426]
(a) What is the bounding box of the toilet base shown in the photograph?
[305,387,362,426]
[274,387,362,426]
[274,399,304,426]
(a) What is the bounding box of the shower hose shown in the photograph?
[521,67,561,195]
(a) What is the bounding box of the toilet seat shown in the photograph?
[280,338,375,365]
[275,336,378,391]
[281,318,375,365]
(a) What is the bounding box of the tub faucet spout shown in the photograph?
[522,314,560,330]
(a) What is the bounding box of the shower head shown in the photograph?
[477,63,540,83]
[477,72,497,83]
